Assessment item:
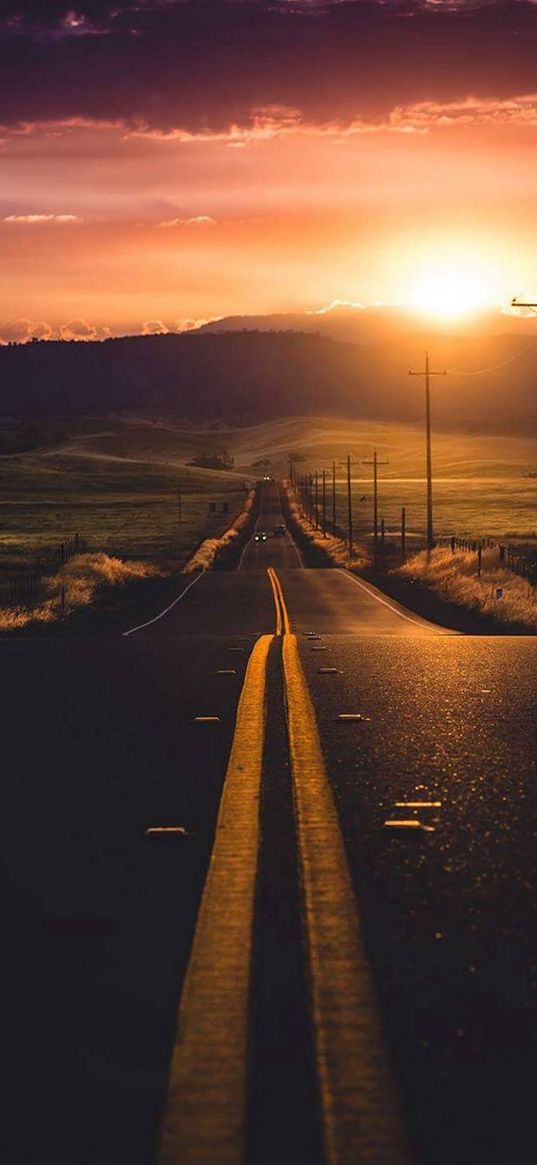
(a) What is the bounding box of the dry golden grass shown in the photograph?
[285,494,369,570]
[398,547,537,628]
[183,489,256,572]
[0,553,162,631]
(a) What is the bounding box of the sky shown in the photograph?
[3,0,537,341]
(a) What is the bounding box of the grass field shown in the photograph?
[1,414,535,595]
[328,477,537,547]
[234,416,536,545]
[0,419,249,591]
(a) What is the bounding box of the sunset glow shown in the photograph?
[2,2,537,340]
[405,262,501,320]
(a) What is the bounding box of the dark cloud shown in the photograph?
[1,1,537,133]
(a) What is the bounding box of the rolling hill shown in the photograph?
[1,329,536,434]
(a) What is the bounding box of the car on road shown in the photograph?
[254,530,268,542]
[272,524,286,536]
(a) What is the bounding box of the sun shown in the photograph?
[405,262,496,320]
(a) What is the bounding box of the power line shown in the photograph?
[446,337,537,377]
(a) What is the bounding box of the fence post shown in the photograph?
[332,459,336,536]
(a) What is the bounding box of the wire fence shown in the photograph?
[292,470,536,594]
[435,534,537,593]
[2,533,87,609]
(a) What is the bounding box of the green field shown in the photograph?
[1,415,535,598]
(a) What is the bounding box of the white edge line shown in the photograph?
[337,568,453,634]
[291,533,305,568]
[237,538,250,572]
[122,569,206,637]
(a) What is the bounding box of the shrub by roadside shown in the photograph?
[396,546,537,630]
[0,553,162,631]
[282,486,369,571]
[183,487,257,572]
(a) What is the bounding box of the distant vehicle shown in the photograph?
[272,524,286,536]
[254,530,268,542]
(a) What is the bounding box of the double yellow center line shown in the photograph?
[267,566,290,635]
[159,570,408,1165]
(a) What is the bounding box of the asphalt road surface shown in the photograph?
[2,482,535,1165]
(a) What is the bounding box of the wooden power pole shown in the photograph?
[363,450,388,566]
[322,468,327,536]
[347,454,353,558]
[332,459,336,535]
[409,352,447,551]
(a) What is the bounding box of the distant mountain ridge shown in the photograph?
[1,329,536,434]
[198,304,537,344]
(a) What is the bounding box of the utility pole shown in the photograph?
[314,470,319,529]
[332,459,336,535]
[363,450,388,566]
[409,352,447,551]
[177,482,183,525]
[347,454,353,559]
[511,297,537,312]
[322,468,327,537]
[401,505,406,563]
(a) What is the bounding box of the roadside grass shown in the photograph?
[0,553,162,631]
[284,492,369,570]
[397,546,537,629]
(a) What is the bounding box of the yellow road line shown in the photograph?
[267,567,282,634]
[274,571,409,1165]
[267,566,286,634]
[269,567,291,634]
[158,632,272,1165]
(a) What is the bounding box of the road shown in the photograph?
[2,482,535,1165]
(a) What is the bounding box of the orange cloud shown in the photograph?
[60,319,111,341]
[307,299,366,316]
[0,319,53,344]
[176,317,222,332]
[376,94,537,133]
[159,216,217,227]
[142,320,168,335]
[3,214,82,224]
[5,93,537,150]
